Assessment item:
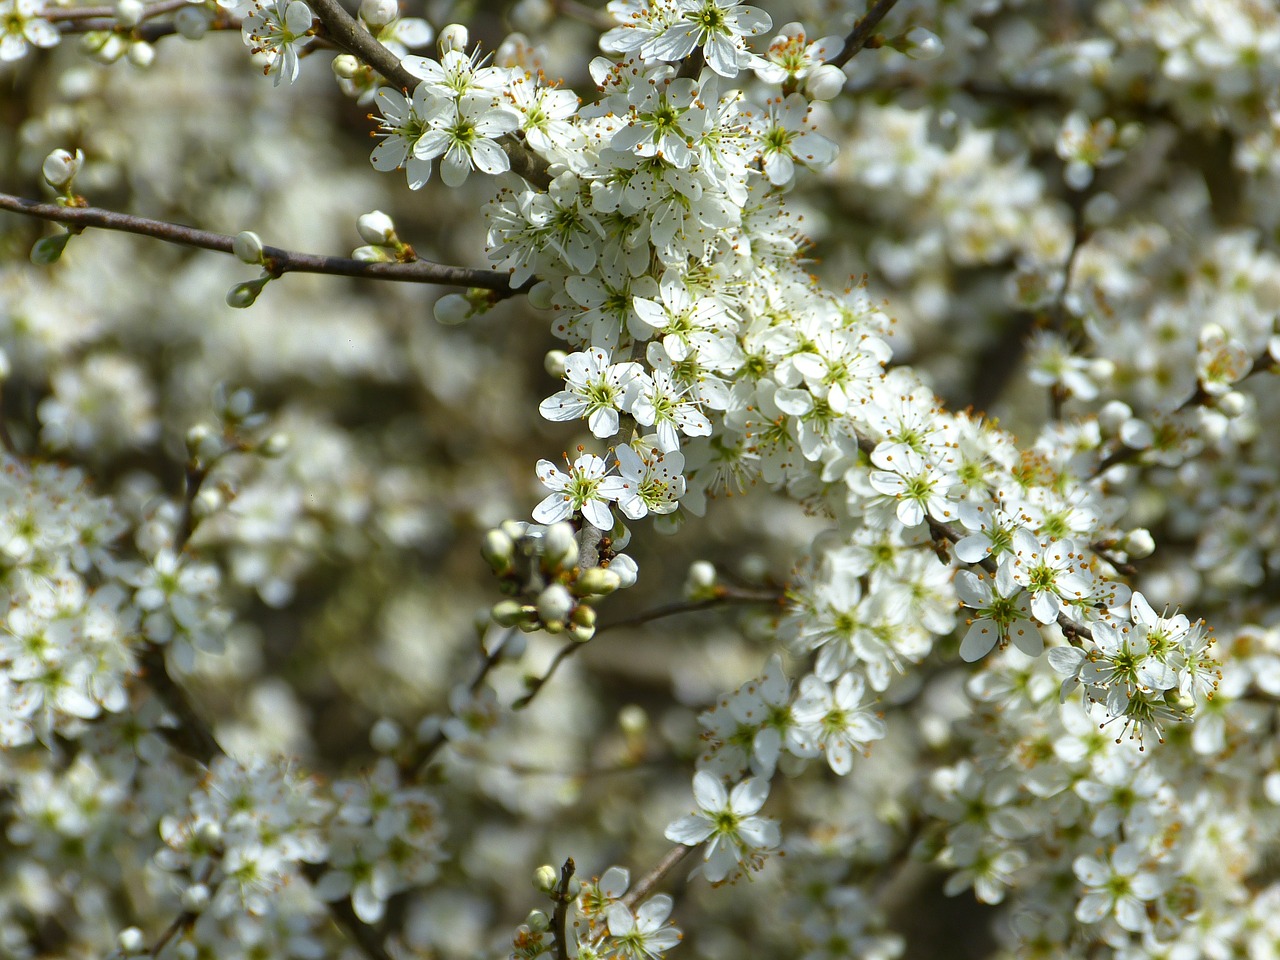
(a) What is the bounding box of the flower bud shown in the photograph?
[684,560,718,600]
[353,244,395,262]
[181,883,211,913]
[359,0,397,28]
[370,717,402,752]
[1217,390,1247,417]
[618,703,647,735]
[185,423,218,461]
[118,927,146,954]
[1124,528,1155,559]
[226,276,270,308]
[258,432,290,457]
[574,566,621,597]
[544,349,567,379]
[903,26,943,60]
[232,230,265,264]
[332,53,361,79]
[192,486,224,519]
[357,209,397,246]
[609,554,638,589]
[30,231,72,265]
[482,528,516,575]
[568,603,596,642]
[509,0,552,31]
[438,22,468,53]
[128,40,155,67]
[42,148,84,190]
[804,63,845,101]
[533,864,558,894]
[491,599,531,627]
[537,583,575,630]
[195,821,223,852]
[433,293,470,325]
[115,0,144,24]
[525,909,550,932]
[542,521,579,571]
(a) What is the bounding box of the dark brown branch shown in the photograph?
[551,858,576,960]
[307,0,417,89]
[0,192,522,293]
[831,0,901,68]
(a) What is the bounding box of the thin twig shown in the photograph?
[831,0,901,68]
[552,857,576,960]
[407,635,509,777]
[620,844,694,909]
[513,588,784,711]
[0,192,522,293]
[41,0,187,21]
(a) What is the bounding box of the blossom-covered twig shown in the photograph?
[620,844,694,910]
[0,191,522,292]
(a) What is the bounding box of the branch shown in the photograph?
[513,587,784,711]
[831,0,901,68]
[551,857,576,960]
[307,0,417,89]
[620,844,694,909]
[0,192,522,293]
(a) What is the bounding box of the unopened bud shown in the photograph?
[568,603,596,641]
[903,26,943,60]
[544,350,567,379]
[482,528,517,575]
[525,909,550,932]
[542,521,579,570]
[232,230,265,264]
[226,276,270,308]
[1217,390,1247,417]
[369,717,402,752]
[118,927,146,954]
[31,231,72,265]
[608,554,638,589]
[115,0,145,24]
[804,62,845,101]
[433,293,470,325]
[353,244,395,262]
[537,583,575,629]
[528,281,553,310]
[332,53,361,79]
[128,40,155,67]
[185,423,219,461]
[357,209,397,246]
[181,883,211,913]
[533,864,558,894]
[42,148,84,190]
[438,22,468,53]
[258,432,289,457]
[195,821,223,852]
[574,566,621,597]
[491,599,531,627]
[1124,528,1155,559]
[359,0,397,27]
[685,560,718,599]
[618,703,647,735]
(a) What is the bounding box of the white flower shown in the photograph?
[1005,528,1089,625]
[604,895,682,959]
[755,93,838,185]
[414,96,519,187]
[644,0,772,78]
[241,0,313,86]
[665,770,780,883]
[613,442,686,519]
[792,671,886,774]
[630,368,713,452]
[539,348,642,439]
[955,566,1041,663]
[533,453,627,530]
[0,0,58,62]
[369,87,437,189]
[1073,842,1164,933]
[867,447,959,528]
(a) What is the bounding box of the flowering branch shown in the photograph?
[620,844,694,909]
[830,0,901,67]
[0,192,522,293]
[551,857,577,960]
[513,586,784,711]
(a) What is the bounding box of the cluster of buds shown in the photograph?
[483,520,629,641]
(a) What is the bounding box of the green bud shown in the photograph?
[31,231,72,265]
[482,529,517,575]
[574,566,621,597]
[568,603,596,642]
[491,599,531,627]
[226,276,270,308]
